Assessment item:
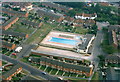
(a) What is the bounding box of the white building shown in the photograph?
[75,13,97,20]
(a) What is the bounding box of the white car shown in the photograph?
[15,47,23,53]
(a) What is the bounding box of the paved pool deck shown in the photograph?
[40,30,83,49]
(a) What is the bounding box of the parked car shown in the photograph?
[42,72,46,75]
[11,53,16,56]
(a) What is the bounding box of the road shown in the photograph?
[2,54,59,80]
[16,44,36,59]
[88,30,105,81]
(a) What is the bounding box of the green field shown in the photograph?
[25,23,57,44]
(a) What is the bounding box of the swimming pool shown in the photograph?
[49,37,78,45]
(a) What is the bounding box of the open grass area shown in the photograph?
[63,72,70,77]
[5,51,12,56]
[64,78,87,82]
[75,27,89,35]
[57,70,64,76]
[50,69,58,75]
[2,61,7,66]
[45,67,52,73]
[2,48,9,54]
[30,54,41,58]
[71,73,77,77]
[11,55,17,59]
[20,57,29,63]
[25,23,57,44]
[91,72,100,80]
[13,26,35,34]
[40,65,46,70]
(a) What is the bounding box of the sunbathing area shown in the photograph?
[40,31,83,49]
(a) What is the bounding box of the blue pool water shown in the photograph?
[50,37,78,45]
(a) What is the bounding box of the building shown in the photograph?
[76,34,95,54]
[21,20,43,28]
[73,19,96,27]
[2,41,16,50]
[99,2,110,6]
[2,2,33,11]
[2,8,29,17]
[2,30,29,39]
[108,30,118,48]
[106,67,119,81]
[105,55,120,64]
[108,25,120,33]
[41,2,73,12]
[29,57,93,77]
[75,13,97,20]
[0,16,19,30]
[36,9,64,22]
[2,64,22,80]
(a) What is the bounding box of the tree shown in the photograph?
[66,10,76,17]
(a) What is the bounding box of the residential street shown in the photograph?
[2,54,59,80]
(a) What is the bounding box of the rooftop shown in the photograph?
[30,57,92,73]
[2,64,22,80]
[2,30,28,38]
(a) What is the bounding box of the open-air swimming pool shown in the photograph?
[49,37,78,45]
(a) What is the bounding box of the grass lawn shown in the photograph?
[57,70,64,76]
[64,72,70,77]
[5,51,12,56]
[30,54,41,58]
[78,74,84,78]
[91,72,100,80]
[64,78,87,82]
[45,67,52,73]
[75,27,89,35]
[2,61,7,66]
[11,55,17,59]
[20,57,29,63]
[40,65,46,71]
[13,26,35,34]
[50,69,58,75]
[2,49,9,54]
[25,22,57,44]
[71,73,77,77]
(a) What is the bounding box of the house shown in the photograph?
[36,9,64,22]
[75,13,97,20]
[2,41,16,50]
[3,2,33,11]
[77,34,95,54]
[105,55,120,64]
[73,19,96,27]
[0,16,19,30]
[63,16,74,23]
[2,8,29,17]
[21,20,43,28]
[108,25,120,33]
[108,30,118,48]
[10,2,33,11]
[29,57,93,77]
[41,2,73,12]
[2,64,22,80]
[2,30,29,39]
[99,2,110,6]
